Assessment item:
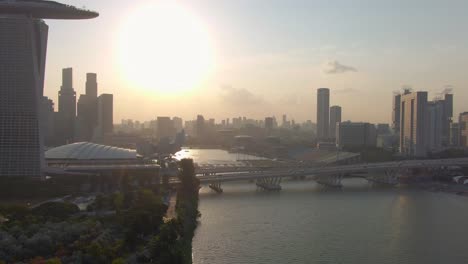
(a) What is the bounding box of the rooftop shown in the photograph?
[0,0,98,19]
[46,142,138,160]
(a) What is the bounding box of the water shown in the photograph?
[185,149,468,264]
[174,148,266,165]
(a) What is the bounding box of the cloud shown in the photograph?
[322,60,357,74]
[219,85,265,106]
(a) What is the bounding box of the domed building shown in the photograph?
[46,142,139,163]
[45,142,159,188]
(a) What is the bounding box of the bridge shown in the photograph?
[193,158,468,192]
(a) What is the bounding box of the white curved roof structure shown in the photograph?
[46,142,138,160]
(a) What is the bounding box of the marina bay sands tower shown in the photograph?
[0,0,98,177]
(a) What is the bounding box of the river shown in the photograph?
[176,149,468,264]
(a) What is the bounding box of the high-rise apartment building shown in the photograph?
[329,106,342,139]
[400,91,428,157]
[460,112,468,147]
[392,93,401,134]
[450,123,460,147]
[317,88,330,140]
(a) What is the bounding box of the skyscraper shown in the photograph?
[317,88,330,140]
[460,112,468,147]
[400,91,428,156]
[441,93,453,146]
[0,1,97,177]
[76,73,99,141]
[196,115,205,138]
[93,94,113,142]
[392,93,401,134]
[57,67,77,144]
[450,123,460,147]
[0,18,47,177]
[86,73,98,99]
[76,94,94,141]
[329,105,342,139]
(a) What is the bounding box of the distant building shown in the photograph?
[400,91,428,157]
[157,117,175,140]
[196,115,205,138]
[86,73,98,99]
[450,123,460,147]
[76,73,106,142]
[57,67,77,144]
[392,93,402,134]
[377,134,397,150]
[93,94,113,142]
[173,117,183,133]
[376,124,391,135]
[264,117,274,131]
[40,97,55,147]
[317,88,330,140]
[76,94,94,141]
[282,114,290,128]
[427,94,453,151]
[337,121,376,148]
[460,112,468,147]
[329,105,342,139]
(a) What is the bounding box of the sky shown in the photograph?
[43,0,468,124]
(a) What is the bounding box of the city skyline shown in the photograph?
[42,0,468,123]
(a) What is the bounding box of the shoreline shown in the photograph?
[412,181,468,197]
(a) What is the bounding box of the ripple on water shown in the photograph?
[193,180,468,264]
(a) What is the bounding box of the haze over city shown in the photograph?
[44,0,468,123]
[4,0,468,263]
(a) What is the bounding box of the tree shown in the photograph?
[148,220,183,264]
[178,159,199,199]
[31,202,79,220]
[113,192,124,214]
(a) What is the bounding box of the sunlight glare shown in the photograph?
[117,1,215,93]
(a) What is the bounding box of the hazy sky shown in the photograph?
[44,0,468,124]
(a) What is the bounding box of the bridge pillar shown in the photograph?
[256,176,282,191]
[315,174,343,187]
[208,182,223,193]
[366,169,399,186]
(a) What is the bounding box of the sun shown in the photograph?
[117,2,215,93]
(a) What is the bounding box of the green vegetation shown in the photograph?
[175,159,201,263]
[0,158,201,263]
